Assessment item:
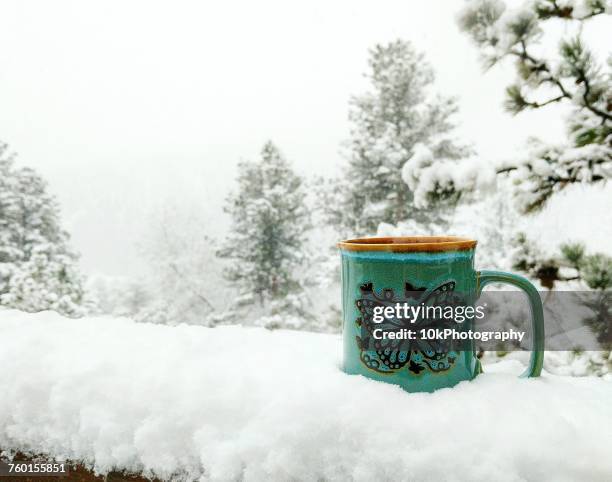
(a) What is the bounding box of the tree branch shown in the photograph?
[509,44,572,103]
[537,0,606,20]
[168,262,216,311]
[576,65,612,122]
[161,224,216,311]
[525,94,567,109]
[509,39,612,122]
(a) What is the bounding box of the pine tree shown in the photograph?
[510,232,560,289]
[218,141,310,305]
[559,245,611,346]
[560,242,586,271]
[0,143,85,316]
[323,40,470,235]
[458,0,611,212]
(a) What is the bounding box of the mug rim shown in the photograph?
[337,236,477,253]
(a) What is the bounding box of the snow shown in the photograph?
[496,5,539,51]
[488,350,612,378]
[456,0,542,60]
[1,310,611,481]
[571,1,594,19]
[401,143,496,209]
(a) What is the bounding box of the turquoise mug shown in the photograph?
[338,236,544,392]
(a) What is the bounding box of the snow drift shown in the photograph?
[0,310,611,481]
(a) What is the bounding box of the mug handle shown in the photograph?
[477,270,545,378]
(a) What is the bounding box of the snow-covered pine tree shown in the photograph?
[323,40,470,235]
[218,141,311,306]
[0,143,85,316]
[510,232,561,289]
[559,242,611,345]
[458,0,611,213]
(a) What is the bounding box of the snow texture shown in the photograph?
[1,310,611,481]
[401,143,495,208]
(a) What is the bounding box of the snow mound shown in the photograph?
[1,310,611,481]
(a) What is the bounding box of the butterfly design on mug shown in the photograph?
[354,280,462,375]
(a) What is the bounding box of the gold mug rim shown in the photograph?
[337,236,477,253]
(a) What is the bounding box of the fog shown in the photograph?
[2,0,607,275]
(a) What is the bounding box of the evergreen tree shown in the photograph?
[218,141,310,305]
[560,244,611,346]
[510,232,560,289]
[510,235,610,344]
[323,40,470,235]
[458,0,611,212]
[0,143,85,316]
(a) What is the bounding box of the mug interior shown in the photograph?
[338,236,477,253]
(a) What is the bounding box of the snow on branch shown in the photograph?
[501,139,612,212]
[401,143,495,208]
[457,0,611,212]
[458,0,611,122]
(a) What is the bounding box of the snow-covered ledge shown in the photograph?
[0,310,610,481]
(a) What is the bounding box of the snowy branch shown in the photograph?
[457,0,611,212]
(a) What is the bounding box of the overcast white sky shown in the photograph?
[0,0,609,275]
